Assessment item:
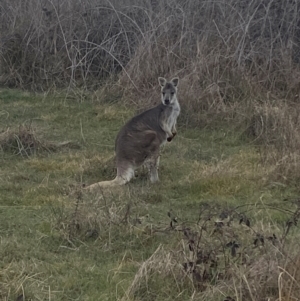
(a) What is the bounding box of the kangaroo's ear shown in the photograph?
[171,77,179,87]
[158,77,167,87]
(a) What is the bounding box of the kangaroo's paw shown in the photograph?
[167,132,177,142]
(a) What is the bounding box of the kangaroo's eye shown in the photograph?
[162,92,165,96]
[171,92,175,96]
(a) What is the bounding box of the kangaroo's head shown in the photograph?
[158,77,179,106]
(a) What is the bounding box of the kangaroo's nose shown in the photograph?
[165,99,170,105]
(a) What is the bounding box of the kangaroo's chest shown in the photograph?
[164,105,180,126]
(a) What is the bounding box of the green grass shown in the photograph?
[1,89,300,301]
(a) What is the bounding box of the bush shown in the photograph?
[1,0,300,95]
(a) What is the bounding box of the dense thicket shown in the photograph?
[1,0,300,96]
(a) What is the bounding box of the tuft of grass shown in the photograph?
[0,123,80,157]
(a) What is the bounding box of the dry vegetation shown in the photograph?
[46,190,300,301]
[1,0,300,300]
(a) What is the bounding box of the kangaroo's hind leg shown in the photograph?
[145,151,161,183]
[115,161,135,185]
[141,131,162,183]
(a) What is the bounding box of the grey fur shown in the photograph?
[86,77,180,190]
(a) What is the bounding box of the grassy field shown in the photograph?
[1,89,300,301]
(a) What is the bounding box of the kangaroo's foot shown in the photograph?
[167,132,177,142]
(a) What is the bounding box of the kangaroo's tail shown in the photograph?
[84,176,126,191]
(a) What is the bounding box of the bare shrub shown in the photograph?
[0,0,153,90]
[1,0,300,95]
[114,201,300,301]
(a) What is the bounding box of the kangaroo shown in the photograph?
[85,77,180,190]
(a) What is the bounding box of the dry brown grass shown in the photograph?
[246,101,300,182]
[280,255,300,301]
